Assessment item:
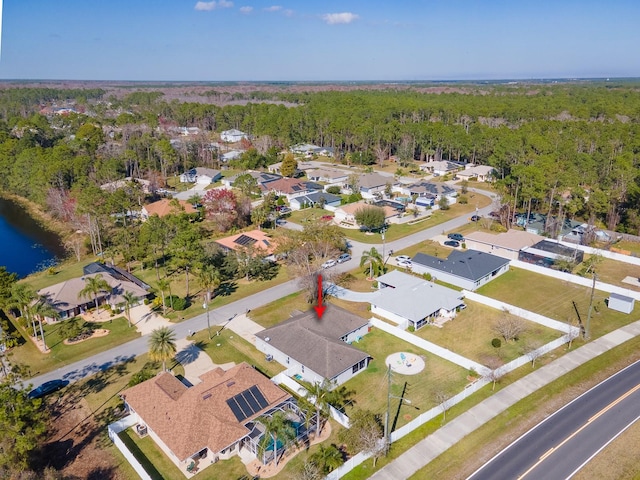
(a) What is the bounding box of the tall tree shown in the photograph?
[280,153,298,178]
[197,264,221,303]
[122,291,138,328]
[360,247,384,280]
[148,326,177,372]
[258,411,295,467]
[305,380,334,438]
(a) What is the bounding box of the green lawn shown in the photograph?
[582,255,640,293]
[248,291,309,328]
[344,328,468,431]
[21,257,96,291]
[611,240,640,256]
[413,300,563,365]
[8,315,140,378]
[477,267,639,340]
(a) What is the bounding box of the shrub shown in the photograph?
[326,186,341,195]
[407,325,415,332]
[491,338,502,349]
[171,296,190,311]
[143,298,150,305]
[422,272,433,281]
[458,195,468,204]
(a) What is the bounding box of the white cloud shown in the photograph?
[322,12,359,25]
[264,5,282,12]
[283,9,294,17]
[239,6,253,14]
[194,0,233,11]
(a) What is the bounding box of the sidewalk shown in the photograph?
[369,318,640,480]
[226,313,265,345]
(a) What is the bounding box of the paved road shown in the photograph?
[26,187,496,390]
[468,359,640,480]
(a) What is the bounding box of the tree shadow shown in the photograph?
[217,281,238,297]
[175,342,203,365]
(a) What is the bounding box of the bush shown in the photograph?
[458,195,468,204]
[171,296,190,311]
[407,325,415,332]
[422,272,433,281]
[491,338,502,349]
[143,298,150,305]
[326,186,341,195]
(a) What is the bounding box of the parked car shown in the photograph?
[470,215,481,222]
[395,255,411,263]
[397,260,412,268]
[321,259,337,269]
[28,379,69,399]
[444,240,460,248]
[337,253,351,263]
[447,233,464,242]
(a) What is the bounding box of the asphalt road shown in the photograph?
[26,187,497,390]
[468,359,640,480]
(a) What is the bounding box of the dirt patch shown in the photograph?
[37,396,128,480]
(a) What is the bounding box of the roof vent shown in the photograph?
[226,381,235,387]
[203,393,212,400]
[264,336,270,342]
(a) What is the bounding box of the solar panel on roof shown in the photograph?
[235,394,253,418]
[244,390,261,412]
[249,386,269,410]
[227,398,247,422]
[234,234,257,246]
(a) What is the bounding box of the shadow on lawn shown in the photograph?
[217,281,238,297]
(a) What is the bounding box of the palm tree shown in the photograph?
[30,298,60,352]
[305,380,335,438]
[312,444,344,474]
[148,326,177,371]
[360,247,384,280]
[78,274,111,315]
[156,278,170,314]
[122,291,137,328]
[9,283,37,337]
[258,411,295,467]
[197,265,221,303]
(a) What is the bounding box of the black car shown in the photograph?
[28,379,69,399]
[444,240,460,248]
[447,233,464,242]
[470,215,481,222]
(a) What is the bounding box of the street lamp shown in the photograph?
[203,298,211,339]
[381,227,386,259]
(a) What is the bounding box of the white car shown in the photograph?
[395,255,411,263]
[321,259,337,269]
[397,259,412,268]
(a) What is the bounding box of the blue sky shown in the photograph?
[1,0,639,81]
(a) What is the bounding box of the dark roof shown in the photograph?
[83,262,150,290]
[255,305,369,380]
[528,240,579,257]
[406,181,455,196]
[412,250,510,282]
[292,191,341,205]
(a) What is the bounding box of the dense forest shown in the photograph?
[0,82,639,235]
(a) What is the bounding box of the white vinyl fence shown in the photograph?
[108,415,153,480]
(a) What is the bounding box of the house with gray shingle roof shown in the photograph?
[255,305,370,387]
[371,271,465,330]
[289,191,341,211]
[411,249,510,291]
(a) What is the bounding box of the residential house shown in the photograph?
[221,129,248,143]
[518,240,584,269]
[222,171,281,189]
[215,230,277,256]
[289,191,341,211]
[354,173,394,199]
[419,160,465,176]
[141,199,197,220]
[179,167,222,185]
[180,127,201,136]
[290,143,334,158]
[261,178,321,201]
[400,181,457,206]
[464,230,545,260]
[267,160,315,176]
[333,201,399,228]
[220,150,244,163]
[455,165,495,182]
[411,249,510,291]
[37,270,149,321]
[100,177,152,194]
[371,271,465,330]
[305,168,350,189]
[121,363,308,473]
[255,305,371,387]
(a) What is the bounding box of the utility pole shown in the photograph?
[584,273,597,340]
[384,364,392,454]
[203,298,211,339]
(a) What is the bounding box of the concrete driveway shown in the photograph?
[130,304,173,335]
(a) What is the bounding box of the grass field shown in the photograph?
[413,300,563,365]
[583,255,640,292]
[8,315,140,378]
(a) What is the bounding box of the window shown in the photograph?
[286,357,289,364]
[301,365,305,373]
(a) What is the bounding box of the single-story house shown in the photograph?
[561,223,612,245]
[220,150,244,163]
[83,261,151,290]
[289,191,342,211]
[399,181,457,205]
[305,168,350,186]
[141,199,197,220]
[290,144,334,158]
[353,173,394,199]
[333,201,398,228]
[411,249,510,291]
[179,168,222,185]
[608,293,635,314]
[221,129,248,143]
[100,177,152,194]
[180,127,201,136]
[518,240,584,268]
[121,363,309,473]
[255,305,371,387]
[267,160,315,175]
[455,165,495,182]
[37,271,149,322]
[419,160,466,176]
[215,230,277,256]
[371,271,465,330]
[261,178,322,201]
[464,230,545,260]
[222,171,281,189]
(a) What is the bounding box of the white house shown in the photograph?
[221,129,248,143]
[400,181,457,206]
[289,191,342,211]
[420,160,466,176]
[179,167,222,185]
[371,271,465,330]
[220,150,244,163]
[354,173,394,199]
[455,164,495,182]
[255,305,371,387]
[411,249,510,291]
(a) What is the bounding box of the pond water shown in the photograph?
[0,197,64,278]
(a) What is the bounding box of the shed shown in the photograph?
[608,293,635,314]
